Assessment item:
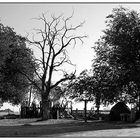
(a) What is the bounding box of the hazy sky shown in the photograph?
[0,3,140,110]
[1,4,140,76]
[0,3,140,75]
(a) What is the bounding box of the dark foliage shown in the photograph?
[0,23,35,105]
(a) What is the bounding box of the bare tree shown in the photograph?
[25,12,87,120]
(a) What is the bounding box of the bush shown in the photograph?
[3,114,19,119]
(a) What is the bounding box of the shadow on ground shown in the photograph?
[0,119,139,137]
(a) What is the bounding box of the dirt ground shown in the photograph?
[0,118,140,137]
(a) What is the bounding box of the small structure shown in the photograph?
[109,102,131,121]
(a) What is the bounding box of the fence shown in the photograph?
[72,109,110,115]
[20,106,42,118]
[20,101,71,119]
[20,100,110,119]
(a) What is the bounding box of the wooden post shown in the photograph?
[40,101,42,117]
[57,109,59,119]
[139,92,140,118]
[84,100,87,123]
[70,101,73,115]
[75,108,78,120]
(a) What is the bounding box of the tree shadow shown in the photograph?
[0,120,139,137]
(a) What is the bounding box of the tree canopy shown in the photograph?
[104,7,140,85]
[0,23,35,105]
[93,7,140,105]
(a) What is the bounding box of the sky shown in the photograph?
[0,3,140,75]
[0,3,140,111]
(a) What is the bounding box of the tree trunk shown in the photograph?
[95,93,100,119]
[96,105,100,115]
[84,100,87,122]
[41,90,51,120]
[138,92,140,119]
[28,86,32,107]
[96,103,100,119]
[42,100,51,120]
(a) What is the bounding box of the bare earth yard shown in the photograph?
[0,118,140,137]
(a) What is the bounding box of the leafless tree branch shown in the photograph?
[27,12,86,108]
[19,70,41,91]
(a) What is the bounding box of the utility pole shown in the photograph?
[84,100,87,123]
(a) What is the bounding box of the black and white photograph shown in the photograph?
[0,1,140,137]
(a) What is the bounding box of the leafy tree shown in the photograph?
[26,13,86,120]
[103,7,140,84]
[67,70,93,100]
[67,68,113,115]
[103,7,140,108]
[93,7,140,108]
[93,38,124,104]
[49,86,64,103]
[0,22,35,105]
